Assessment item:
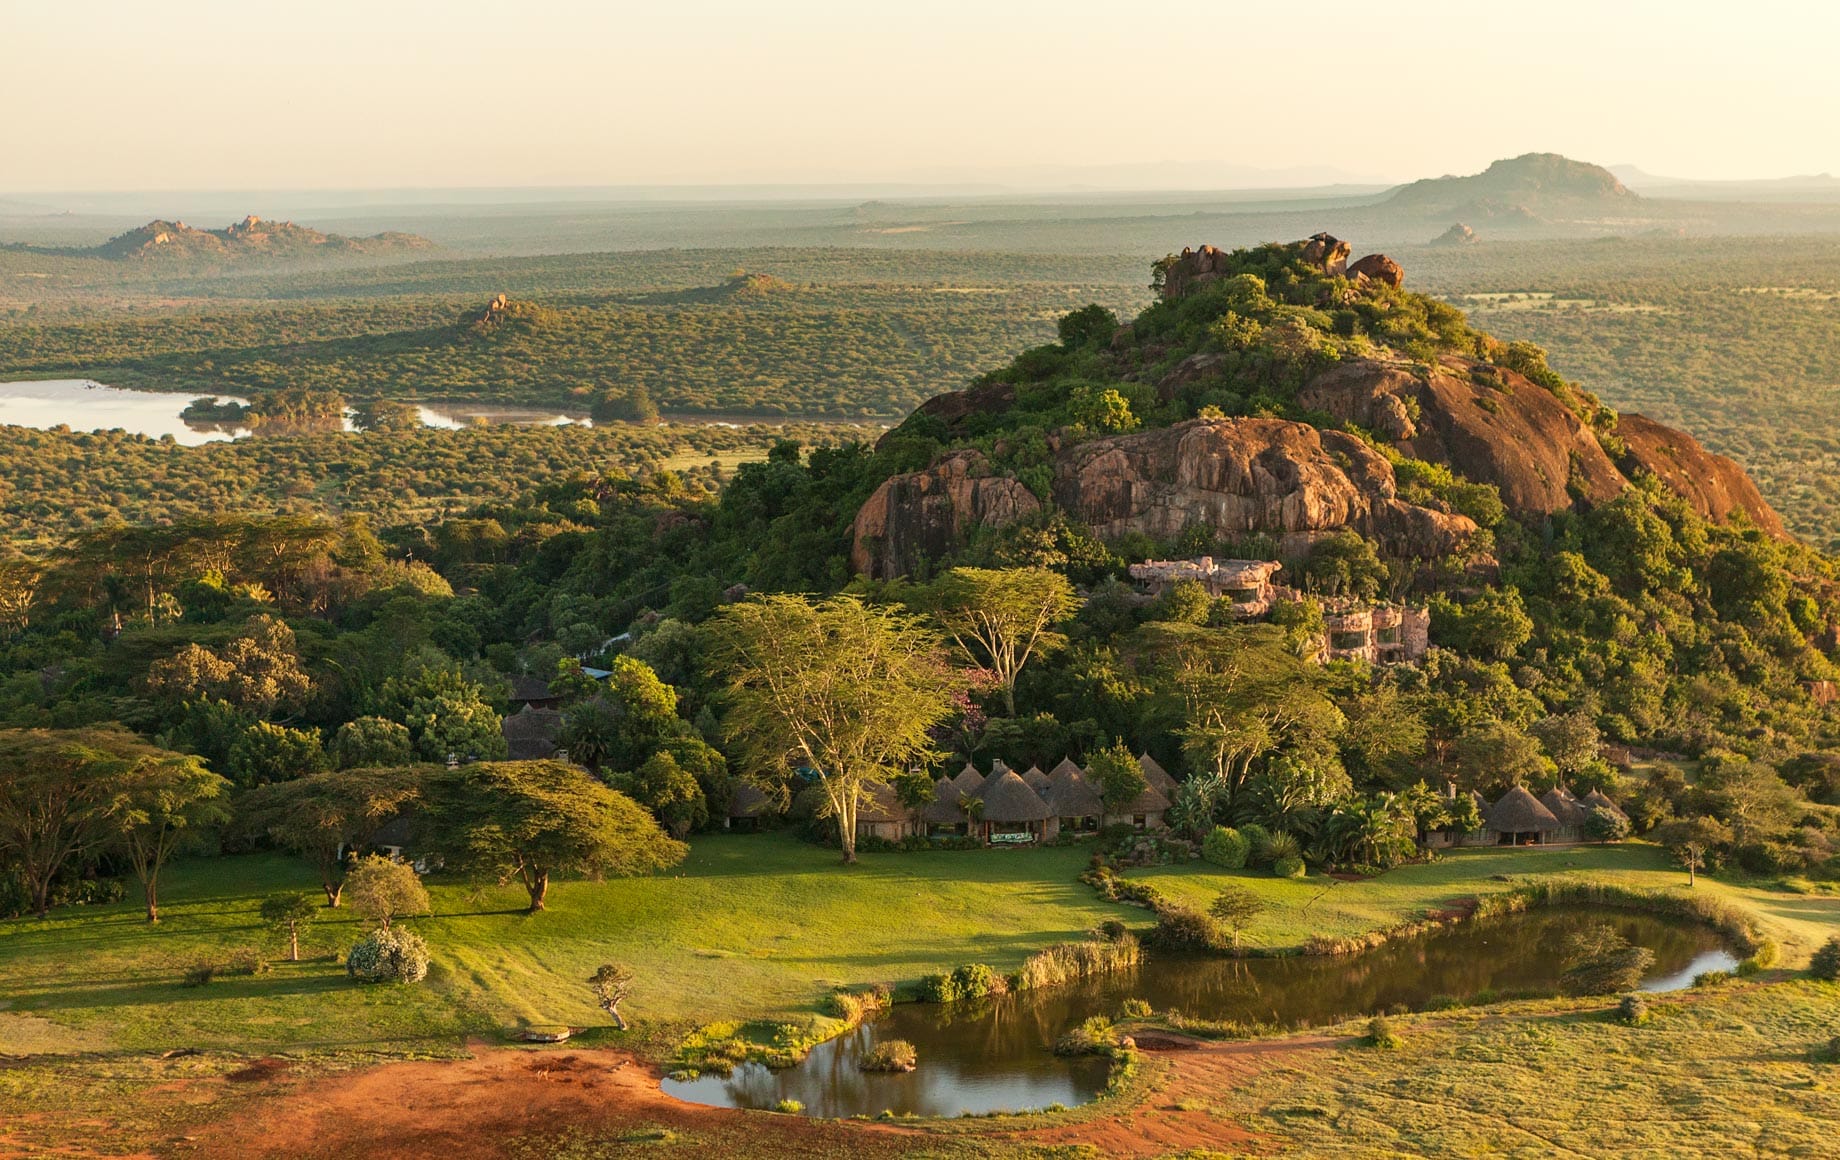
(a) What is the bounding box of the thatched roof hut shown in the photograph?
[855,782,910,824]
[1485,785,1561,833]
[1049,757,1083,779]
[501,705,563,761]
[948,762,986,799]
[977,770,1052,823]
[991,759,1012,776]
[1021,765,1051,793]
[1113,780,1171,817]
[1137,753,1179,795]
[1582,788,1628,820]
[920,777,969,826]
[1540,786,1591,828]
[1044,765,1104,818]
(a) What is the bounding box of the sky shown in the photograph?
[5,0,1838,193]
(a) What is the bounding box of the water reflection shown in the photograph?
[662,907,1736,1119]
[0,379,249,445]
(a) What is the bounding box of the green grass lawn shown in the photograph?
[1130,843,1840,964]
[1,834,1833,1060]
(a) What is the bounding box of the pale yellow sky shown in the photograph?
[4,0,1836,191]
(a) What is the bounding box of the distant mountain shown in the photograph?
[1380,153,1638,219]
[1611,165,1840,201]
[86,215,434,260]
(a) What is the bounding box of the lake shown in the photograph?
[661,906,1738,1119]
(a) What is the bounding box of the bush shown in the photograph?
[1014,936,1141,991]
[1365,1015,1402,1049]
[1053,1016,1120,1056]
[346,927,431,984]
[1262,831,1302,864]
[773,1099,804,1114]
[1201,825,1250,869]
[1271,854,1306,879]
[223,948,272,977]
[1810,936,1840,981]
[860,1039,917,1072]
[180,960,216,988]
[1749,938,1780,969]
[1814,1036,1840,1064]
[1239,824,1273,866]
[918,962,1005,1004]
[1616,994,1649,1025]
[1146,905,1224,952]
[1098,919,1130,942]
[1119,998,1153,1019]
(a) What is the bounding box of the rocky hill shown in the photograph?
[1380,153,1639,221]
[87,215,433,261]
[851,235,1785,578]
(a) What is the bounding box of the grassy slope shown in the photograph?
[1,835,1833,1062]
[1132,843,1840,965]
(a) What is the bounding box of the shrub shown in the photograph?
[1014,936,1141,991]
[1098,919,1130,942]
[919,962,1005,1003]
[1814,1036,1840,1064]
[1736,958,1763,978]
[860,1039,917,1072]
[1239,824,1273,866]
[1810,936,1840,981]
[1271,854,1306,879]
[773,1099,804,1114]
[1202,826,1250,869]
[1616,994,1649,1025]
[1119,998,1153,1019]
[1262,831,1302,865]
[1748,938,1780,969]
[824,989,887,1024]
[180,960,216,988]
[1365,1015,1402,1049]
[1054,1016,1120,1056]
[346,927,431,984]
[1146,905,1224,952]
[223,948,272,977]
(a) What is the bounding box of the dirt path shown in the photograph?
[161,1033,1321,1159]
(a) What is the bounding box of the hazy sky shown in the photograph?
[6,0,1837,191]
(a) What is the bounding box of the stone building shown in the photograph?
[1127,557,1284,617]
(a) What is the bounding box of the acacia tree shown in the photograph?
[110,748,231,922]
[1654,816,1733,886]
[923,568,1078,716]
[260,892,318,961]
[236,766,427,906]
[343,854,430,930]
[710,594,956,864]
[0,728,143,917]
[1209,884,1266,950]
[588,962,635,1029]
[427,760,685,912]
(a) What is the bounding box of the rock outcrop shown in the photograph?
[851,419,1477,576]
[1163,233,1350,299]
[1299,357,1626,517]
[1433,222,1479,246]
[1347,253,1404,288]
[850,450,1042,577]
[1613,413,1786,536]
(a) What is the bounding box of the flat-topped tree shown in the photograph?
[426,760,685,912]
[709,594,956,864]
[920,567,1078,717]
[235,766,428,906]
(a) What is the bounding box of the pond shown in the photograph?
[662,906,1738,1119]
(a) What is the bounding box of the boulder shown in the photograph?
[1049,418,1477,559]
[879,378,1016,447]
[1614,413,1787,537]
[1299,357,1625,517]
[1301,233,1351,276]
[1348,253,1404,288]
[850,450,1042,577]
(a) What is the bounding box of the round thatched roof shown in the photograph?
[1049,756,1083,779]
[501,705,563,760]
[1137,753,1179,794]
[1044,766,1104,817]
[855,782,909,824]
[1021,765,1051,793]
[1582,788,1628,819]
[1486,785,1561,832]
[977,769,1052,823]
[1114,780,1171,816]
[1539,786,1591,827]
[948,762,986,798]
[920,777,968,824]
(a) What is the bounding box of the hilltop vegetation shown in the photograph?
[21,215,436,263]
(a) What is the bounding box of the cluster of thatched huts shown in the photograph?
[854,753,1178,846]
[1433,783,1629,847]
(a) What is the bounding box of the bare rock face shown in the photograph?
[879,379,1017,448]
[850,450,1042,577]
[1348,253,1405,288]
[1301,233,1352,276]
[1614,413,1787,536]
[1049,418,1477,559]
[1300,357,1625,517]
[1159,244,1234,300]
[1433,222,1478,246]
